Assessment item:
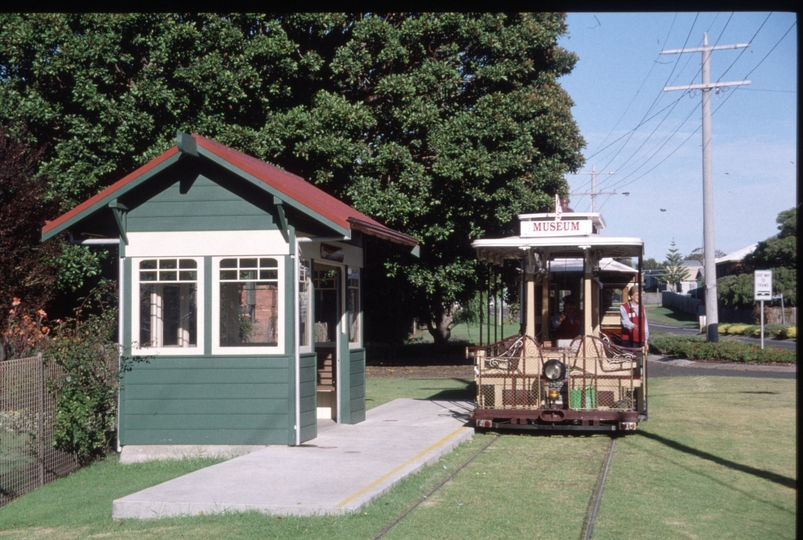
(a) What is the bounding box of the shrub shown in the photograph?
[650,334,795,364]
[44,284,122,464]
[718,323,732,334]
[727,324,751,335]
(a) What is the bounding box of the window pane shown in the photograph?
[241,258,258,268]
[220,270,237,280]
[140,271,156,281]
[160,270,177,281]
[260,258,277,268]
[160,259,177,269]
[239,270,257,280]
[259,269,278,280]
[219,282,279,346]
[179,271,197,281]
[140,282,197,348]
[220,258,237,268]
[298,259,311,347]
[179,259,197,269]
[348,267,360,344]
[140,260,157,270]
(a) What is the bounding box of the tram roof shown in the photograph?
[472,234,644,263]
[549,257,638,273]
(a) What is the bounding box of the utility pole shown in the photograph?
[571,165,621,212]
[661,33,750,343]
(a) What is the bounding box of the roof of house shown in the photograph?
[42,133,418,249]
[715,243,758,264]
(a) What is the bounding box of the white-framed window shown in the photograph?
[132,257,203,356]
[212,256,284,355]
[298,258,312,351]
[347,266,361,346]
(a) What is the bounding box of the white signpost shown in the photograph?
[754,270,773,349]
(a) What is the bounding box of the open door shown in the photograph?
[314,264,341,422]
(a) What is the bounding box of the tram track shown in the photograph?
[371,434,501,540]
[372,431,618,540]
[580,435,617,540]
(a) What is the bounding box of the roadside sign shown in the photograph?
[754,270,772,301]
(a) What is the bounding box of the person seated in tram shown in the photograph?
[620,286,649,348]
[552,295,582,340]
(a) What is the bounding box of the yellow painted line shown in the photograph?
[336,426,469,508]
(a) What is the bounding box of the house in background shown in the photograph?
[644,261,701,294]
[677,259,703,294]
[41,132,418,455]
[715,243,757,279]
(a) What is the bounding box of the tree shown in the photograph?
[0,13,585,346]
[744,208,796,270]
[718,208,796,308]
[642,258,663,270]
[0,125,61,334]
[658,241,688,293]
[686,247,726,265]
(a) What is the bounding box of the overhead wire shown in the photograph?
[598,15,735,190]
[572,12,792,211]
[594,13,700,176]
[604,17,796,196]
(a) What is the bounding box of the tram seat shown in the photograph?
[467,334,543,373]
[566,335,635,375]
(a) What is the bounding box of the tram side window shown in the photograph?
[298,258,312,349]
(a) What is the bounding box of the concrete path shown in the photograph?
[113,399,474,520]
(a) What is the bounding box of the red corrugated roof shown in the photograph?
[42,134,417,247]
[42,146,180,237]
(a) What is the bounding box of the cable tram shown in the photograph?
[467,203,648,433]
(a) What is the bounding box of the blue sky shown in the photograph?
[556,12,797,262]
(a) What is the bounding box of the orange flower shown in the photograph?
[36,309,47,319]
[12,298,21,306]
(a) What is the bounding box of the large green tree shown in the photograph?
[0,13,584,344]
[718,208,796,309]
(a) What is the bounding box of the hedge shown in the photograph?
[650,335,795,364]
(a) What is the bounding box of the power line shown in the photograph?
[593,13,701,174]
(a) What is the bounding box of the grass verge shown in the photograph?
[645,306,700,328]
[0,377,795,539]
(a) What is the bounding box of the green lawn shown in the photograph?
[0,376,795,539]
[646,305,701,329]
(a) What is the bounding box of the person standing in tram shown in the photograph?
[552,295,582,340]
[620,286,649,348]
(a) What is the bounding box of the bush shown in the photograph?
[650,334,795,364]
[45,284,122,464]
[727,324,751,335]
[718,323,733,334]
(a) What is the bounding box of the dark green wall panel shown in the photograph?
[127,174,277,232]
[124,383,289,400]
[123,429,287,445]
[125,399,288,416]
[125,368,289,385]
[125,413,288,431]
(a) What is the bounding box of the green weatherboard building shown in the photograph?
[42,132,418,453]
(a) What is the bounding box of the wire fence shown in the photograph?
[0,354,80,507]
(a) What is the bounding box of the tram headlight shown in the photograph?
[542,359,566,381]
